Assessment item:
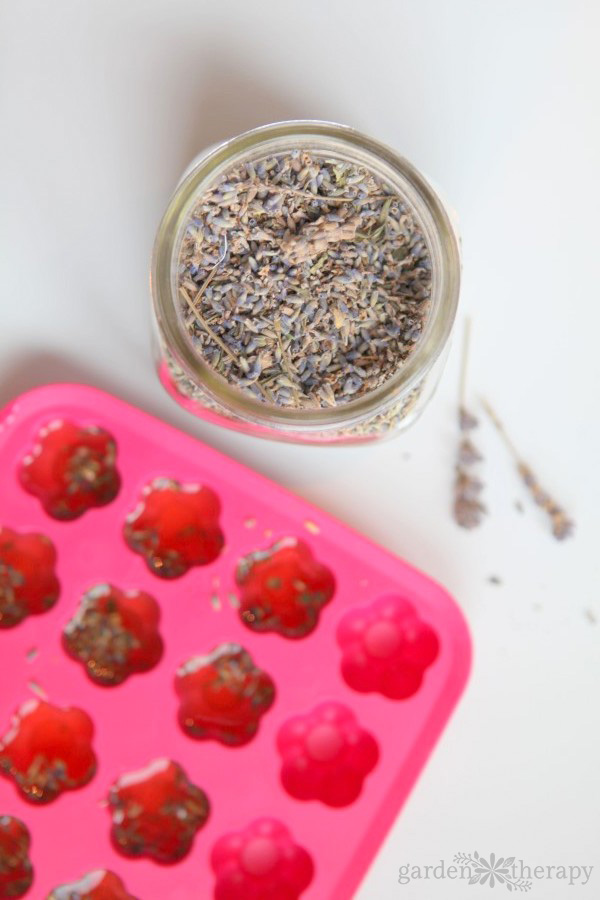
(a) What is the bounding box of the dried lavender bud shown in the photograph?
[453,488,486,530]
[453,320,486,530]
[517,463,574,541]
[459,406,479,431]
[454,470,485,503]
[458,438,482,465]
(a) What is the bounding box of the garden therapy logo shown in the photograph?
[398,853,594,891]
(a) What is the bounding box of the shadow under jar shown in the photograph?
[151,121,460,444]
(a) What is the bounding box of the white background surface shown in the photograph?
[1,2,599,898]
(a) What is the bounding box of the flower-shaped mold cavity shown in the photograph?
[19,420,120,520]
[277,701,379,808]
[0,528,60,629]
[175,643,275,746]
[108,758,210,863]
[236,538,335,638]
[63,584,164,687]
[0,816,33,899]
[337,595,439,699]
[123,478,224,578]
[211,818,314,900]
[0,699,96,804]
[47,870,138,900]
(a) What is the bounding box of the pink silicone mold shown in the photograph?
[0,384,471,898]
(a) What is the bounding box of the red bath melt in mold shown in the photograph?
[236,538,335,638]
[0,816,33,899]
[19,420,120,520]
[0,699,96,804]
[63,584,164,686]
[108,758,210,863]
[211,817,314,900]
[337,595,439,699]
[175,643,275,746]
[0,527,60,629]
[277,701,379,808]
[47,869,137,900]
[123,478,224,578]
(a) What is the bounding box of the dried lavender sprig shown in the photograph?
[481,398,574,541]
[453,319,485,530]
[184,235,228,327]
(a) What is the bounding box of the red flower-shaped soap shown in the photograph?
[211,818,314,900]
[124,478,224,578]
[0,527,60,629]
[175,643,275,746]
[48,870,137,900]
[19,420,120,520]
[63,584,164,686]
[277,702,379,807]
[0,699,96,804]
[0,816,33,899]
[236,538,335,638]
[108,758,210,863]
[337,595,439,699]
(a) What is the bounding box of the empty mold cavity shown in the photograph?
[277,701,379,807]
[337,594,439,699]
[211,818,314,899]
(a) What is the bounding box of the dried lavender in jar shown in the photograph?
[176,151,433,410]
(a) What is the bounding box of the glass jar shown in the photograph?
[151,121,460,444]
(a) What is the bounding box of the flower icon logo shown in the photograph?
[454,852,532,891]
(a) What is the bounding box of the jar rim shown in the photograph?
[151,120,460,430]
